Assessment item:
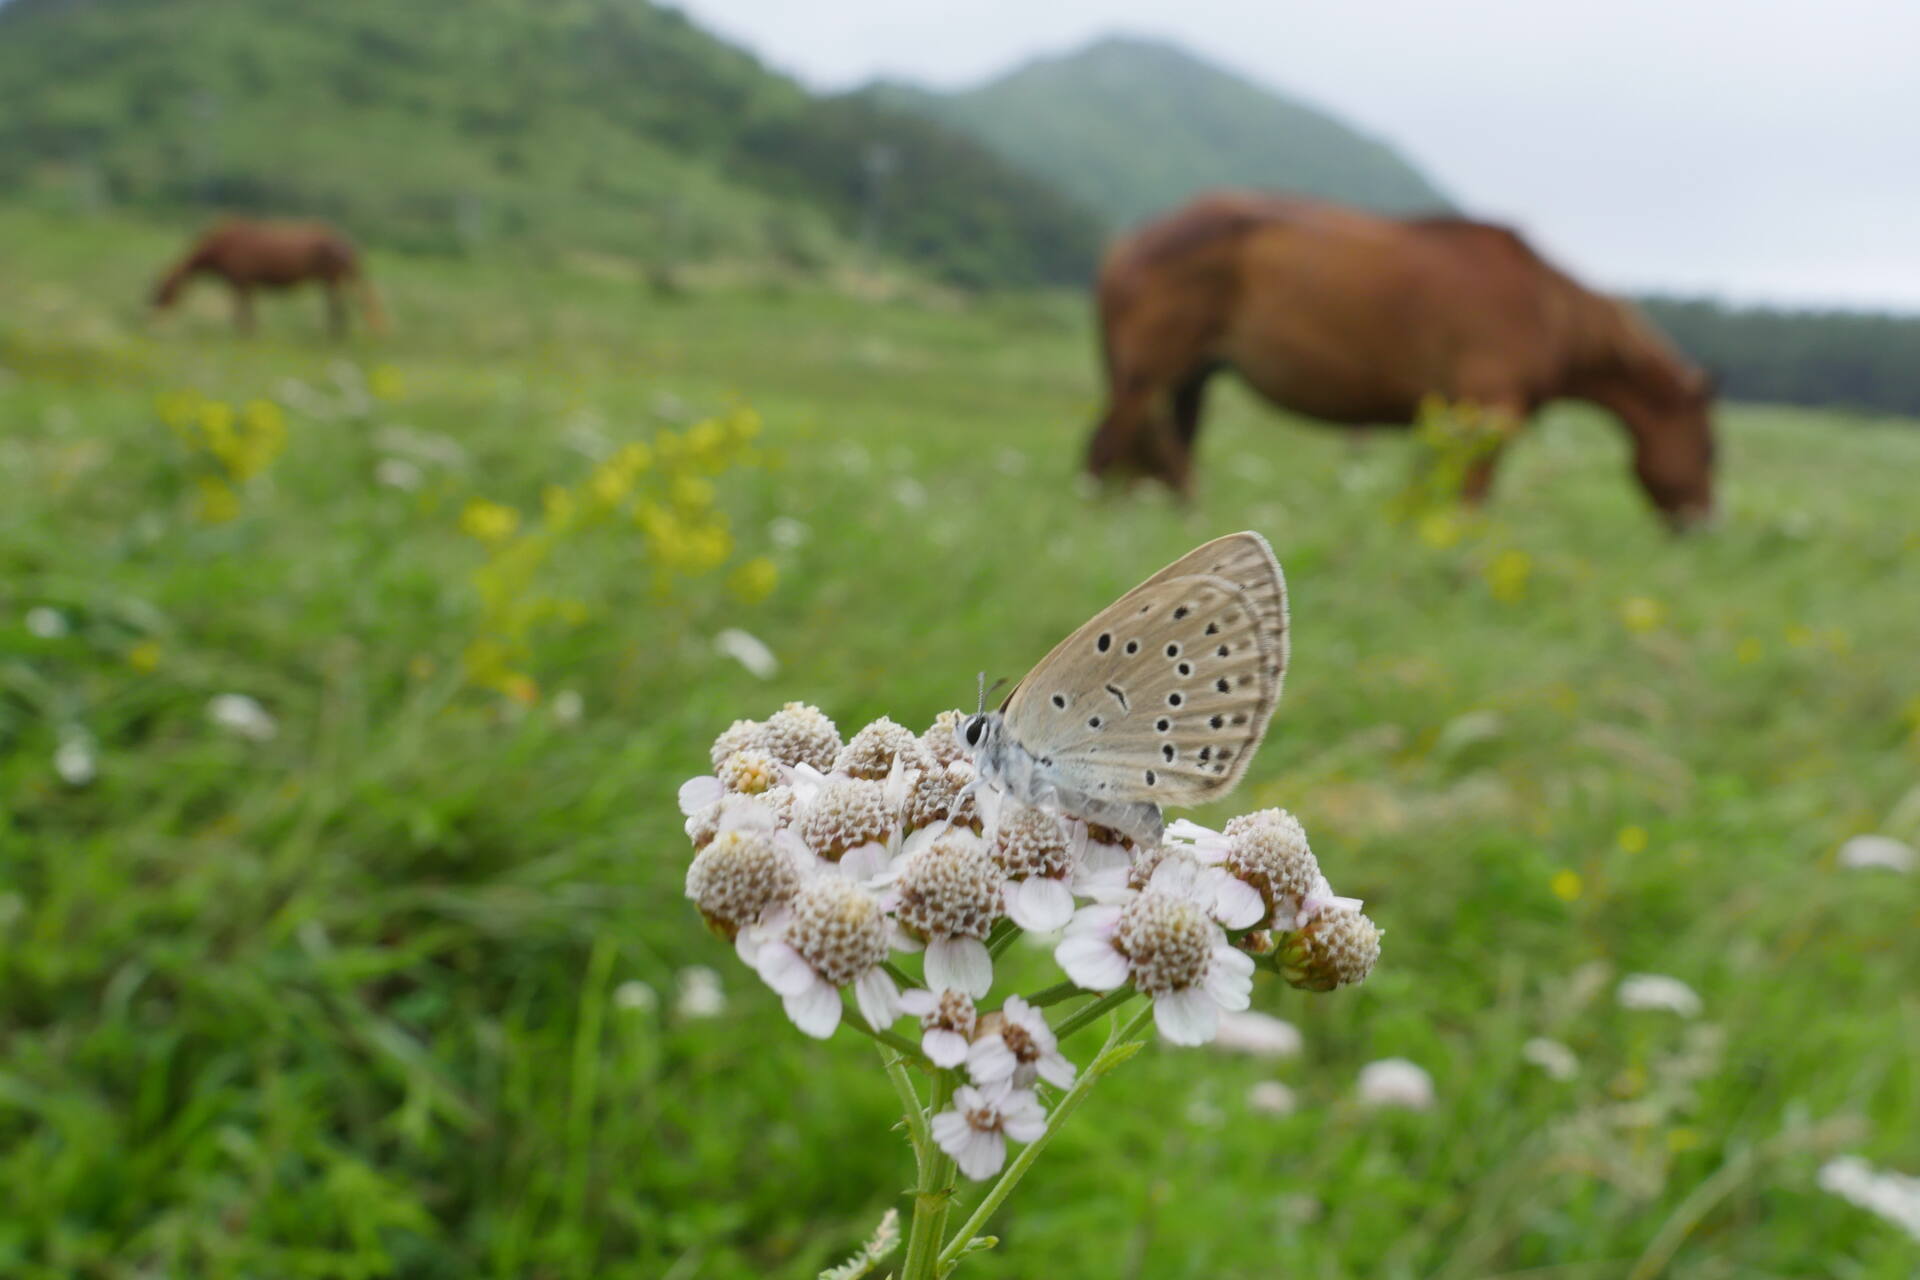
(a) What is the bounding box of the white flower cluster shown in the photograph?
[680,701,1382,1178]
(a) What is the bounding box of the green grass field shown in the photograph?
[3,208,1917,1279]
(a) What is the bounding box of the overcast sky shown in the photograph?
[679,0,1920,311]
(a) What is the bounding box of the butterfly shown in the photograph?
[960,531,1288,847]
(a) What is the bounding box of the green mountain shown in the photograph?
[875,37,1451,229]
[0,0,1104,286]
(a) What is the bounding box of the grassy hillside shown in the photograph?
[877,37,1451,229]
[0,0,1104,286]
[4,206,1918,1277]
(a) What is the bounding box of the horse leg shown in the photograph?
[1460,400,1528,506]
[325,281,348,339]
[1157,364,1217,498]
[1085,374,1163,484]
[231,286,255,336]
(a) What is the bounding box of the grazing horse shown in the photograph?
[151,219,386,338]
[1086,193,1716,528]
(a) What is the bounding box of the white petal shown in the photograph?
[897,987,937,1016]
[678,775,724,815]
[1054,935,1130,990]
[733,925,762,967]
[926,935,993,998]
[854,967,901,1029]
[1148,856,1202,901]
[966,1037,1019,1084]
[1009,875,1075,932]
[1213,945,1256,978]
[1205,961,1254,1012]
[924,1028,970,1067]
[1153,986,1221,1046]
[1035,1051,1077,1089]
[839,842,892,883]
[953,1129,1008,1181]
[889,922,925,954]
[784,979,843,1038]
[930,1110,970,1148]
[755,941,818,996]
[1001,1106,1048,1144]
[1064,903,1124,936]
[1212,875,1267,929]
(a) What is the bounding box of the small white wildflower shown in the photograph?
[988,803,1084,932]
[897,987,977,1067]
[891,476,928,507]
[966,995,1075,1089]
[715,628,778,680]
[675,966,727,1019]
[1054,888,1254,1046]
[886,833,1003,996]
[54,736,96,787]
[1616,973,1703,1017]
[375,457,424,491]
[1211,1010,1303,1059]
[206,693,278,742]
[1521,1037,1579,1081]
[754,876,900,1038]
[930,1079,1047,1181]
[25,606,68,638]
[551,689,584,725]
[1817,1155,1920,1242]
[614,980,659,1012]
[1247,1081,1297,1115]
[768,516,811,549]
[1837,834,1916,873]
[1356,1058,1435,1111]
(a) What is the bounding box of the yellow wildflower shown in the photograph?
[1550,869,1583,902]
[1617,825,1649,855]
[1620,597,1664,633]
[460,498,521,545]
[128,639,162,672]
[727,555,778,603]
[1486,549,1531,602]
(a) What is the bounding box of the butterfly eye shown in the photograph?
[963,716,985,748]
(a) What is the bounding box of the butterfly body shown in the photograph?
[962,532,1288,848]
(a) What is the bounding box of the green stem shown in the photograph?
[1052,985,1138,1041]
[883,960,918,990]
[899,1071,956,1280]
[1023,979,1083,1008]
[843,1014,934,1070]
[875,1042,929,1163]
[936,1004,1155,1271]
[985,918,1021,960]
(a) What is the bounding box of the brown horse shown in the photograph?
[1086,193,1716,528]
[151,219,386,338]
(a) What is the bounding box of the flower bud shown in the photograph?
[1278,905,1381,991]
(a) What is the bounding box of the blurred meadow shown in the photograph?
[4,201,1918,1277]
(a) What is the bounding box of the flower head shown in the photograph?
[1055,888,1254,1045]
[1171,810,1322,929]
[716,747,781,795]
[685,825,803,953]
[922,709,970,768]
[1616,973,1702,1017]
[796,776,897,871]
[966,995,1074,1089]
[903,759,979,832]
[710,718,764,769]
[888,833,1003,996]
[207,692,279,742]
[930,1079,1048,1181]
[1838,834,1916,873]
[760,701,842,771]
[897,987,977,1067]
[989,804,1083,931]
[754,877,899,1038]
[1279,904,1382,991]
[1211,1009,1303,1058]
[1357,1058,1434,1110]
[834,716,926,781]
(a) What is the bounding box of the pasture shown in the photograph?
[2,207,1917,1278]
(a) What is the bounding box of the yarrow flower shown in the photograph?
[1278,904,1382,991]
[835,716,926,780]
[1211,1009,1303,1058]
[1616,973,1702,1017]
[898,987,978,1067]
[988,803,1084,931]
[685,819,805,962]
[753,876,900,1038]
[1356,1057,1435,1110]
[885,833,1004,996]
[930,1079,1049,1180]
[1055,886,1254,1045]
[966,995,1074,1088]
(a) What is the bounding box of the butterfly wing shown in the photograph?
[1001,532,1288,808]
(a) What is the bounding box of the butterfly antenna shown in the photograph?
[975,671,987,716]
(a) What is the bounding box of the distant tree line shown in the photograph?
[1640,296,1920,419]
